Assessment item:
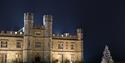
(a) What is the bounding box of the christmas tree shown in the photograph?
[101,45,114,63]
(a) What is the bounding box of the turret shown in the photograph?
[24,12,34,35]
[23,12,33,63]
[43,15,53,63]
[77,28,83,40]
[77,28,84,62]
[43,15,53,37]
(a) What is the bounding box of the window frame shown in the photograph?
[1,41,7,48]
[35,42,41,48]
[16,41,21,48]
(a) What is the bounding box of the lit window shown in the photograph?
[1,41,7,48]
[35,42,41,48]
[16,42,21,48]
[58,42,63,49]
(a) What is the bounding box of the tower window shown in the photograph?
[35,42,41,48]
[1,41,7,48]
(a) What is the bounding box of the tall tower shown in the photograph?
[43,15,53,36]
[43,15,53,63]
[77,28,83,40]
[76,28,84,62]
[23,12,33,63]
[24,12,33,35]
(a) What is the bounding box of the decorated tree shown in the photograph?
[101,45,114,63]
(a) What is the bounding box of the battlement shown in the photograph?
[24,12,33,16]
[0,31,24,36]
[43,15,53,22]
[24,12,33,20]
[52,33,78,40]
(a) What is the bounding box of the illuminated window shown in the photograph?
[58,42,63,49]
[16,42,21,48]
[1,41,7,48]
[35,42,41,48]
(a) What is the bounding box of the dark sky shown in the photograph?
[84,0,125,63]
[0,0,125,63]
[0,0,84,34]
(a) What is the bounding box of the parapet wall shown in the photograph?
[0,31,80,39]
[0,31,24,36]
[52,33,78,39]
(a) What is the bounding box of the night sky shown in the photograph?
[0,0,125,63]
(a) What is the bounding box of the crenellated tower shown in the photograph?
[24,12,33,35]
[77,28,84,62]
[43,15,53,63]
[23,12,33,63]
[43,15,53,37]
[77,28,83,40]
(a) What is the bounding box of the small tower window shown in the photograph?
[35,32,41,35]
[35,42,41,48]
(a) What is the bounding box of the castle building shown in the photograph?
[0,12,83,63]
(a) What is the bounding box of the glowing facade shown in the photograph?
[0,12,83,63]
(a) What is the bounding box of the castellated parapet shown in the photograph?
[24,12,33,20]
[52,33,77,40]
[0,31,23,36]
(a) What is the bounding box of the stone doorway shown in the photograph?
[34,54,41,63]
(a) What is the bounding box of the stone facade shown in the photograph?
[0,12,83,63]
